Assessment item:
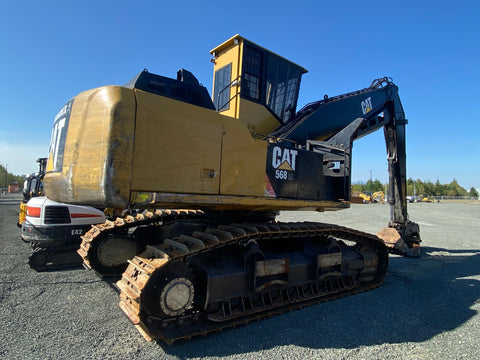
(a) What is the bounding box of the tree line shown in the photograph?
[352,178,479,198]
[0,165,26,189]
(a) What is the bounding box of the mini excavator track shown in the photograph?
[28,243,83,271]
[112,219,388,343]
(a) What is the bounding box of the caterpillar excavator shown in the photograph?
[360,191,385,203]
[43,34,420,343]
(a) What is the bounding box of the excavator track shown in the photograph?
[115,220,389,343]
[78,209,204,276]
[28,243,83,271]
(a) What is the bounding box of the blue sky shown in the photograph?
[1,0,479,189]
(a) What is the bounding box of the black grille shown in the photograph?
[44,206,71,224]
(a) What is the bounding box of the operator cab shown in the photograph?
[210,35,307,136]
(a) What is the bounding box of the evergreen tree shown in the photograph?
[469,187,479,198]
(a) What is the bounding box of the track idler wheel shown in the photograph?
[89,235,137,276]
[143,263,196,319]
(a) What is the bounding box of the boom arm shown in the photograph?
[273,77,420,256]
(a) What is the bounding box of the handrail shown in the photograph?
[216,75,241,111]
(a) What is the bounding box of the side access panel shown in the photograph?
[130,90,223,195]
[219,117,269,197]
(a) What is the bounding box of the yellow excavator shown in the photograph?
[43,34,420,343]
[360,191,385,203]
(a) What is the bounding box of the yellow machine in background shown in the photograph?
[17,158,47,227]
[44,35,420,343]
[360,191,385,203]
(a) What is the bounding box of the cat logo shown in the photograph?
[48,99,74,172]
[272,146,298,171]
[361,96,373,115]
[266,144,299,193]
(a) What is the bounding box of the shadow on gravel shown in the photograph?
[103,276,122,293]
[32,264,83,273]
[163,246,480,357]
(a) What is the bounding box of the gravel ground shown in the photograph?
[1,193,479,359]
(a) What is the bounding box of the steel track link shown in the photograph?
[77,209,204,274]
[116,221,389,343]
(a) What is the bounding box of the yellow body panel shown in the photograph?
[131,90,276,199]
[131,90,222,194]
[18,202,27,225]
[210,40,242,119]
[238,98,282,136]
[220,116,267,196]
[45,86,136,207]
